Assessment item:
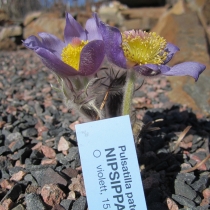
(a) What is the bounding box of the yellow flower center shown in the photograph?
[61,38,88,71]
[121,30,168,66]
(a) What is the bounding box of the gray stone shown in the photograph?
[172,194,196,208]
[22,128,38,137]
[191,174,209,192]
[6,132,23,146]
[0,146,10,155]
[72,196,87,210]
[11,204,25,210]
[31,167,67,187]
[10,138,25,152]
[175,180,197,200]
[25,193,46,210]
[60,199,73,210]
[177,171,195,185]
[3,184,22,201]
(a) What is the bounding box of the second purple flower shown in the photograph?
[97,16,205,81]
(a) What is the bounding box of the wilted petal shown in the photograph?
[35,48,79,77]
[99,22,126,69]
[79,40,105,76]
[164,43,180,64]
[85,14,102,41]
[162,62,206,81]
[38,32,66,58]
[64,13,87,43]
[23,35,44,50]
[134,64,170,76]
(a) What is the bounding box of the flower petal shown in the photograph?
[162,62,206,81]
[64,13,87,43]
[23,35,44,50]
[35,48,79,77]
[133,64,170,76]
[99,21,127,69]
[164,43,180,64]
[38,32,66,59]
[79,40,105,76]
[85,14,102,41]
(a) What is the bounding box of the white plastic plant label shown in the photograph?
[76,115,147,210]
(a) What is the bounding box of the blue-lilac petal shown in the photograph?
[79,40,105,76]
[134,62,205,81]
[23,36,44,50]
[162,62,206,81]
[164,43,180,64]
[38,32,66,59]
[64,13,87,43]
[85,16,102,41]
[99,22,126,69]
[35,48,78,77]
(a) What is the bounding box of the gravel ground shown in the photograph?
[0,50,210,210]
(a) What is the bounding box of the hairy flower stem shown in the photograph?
[122,70,135,116]
[95,88,110,120]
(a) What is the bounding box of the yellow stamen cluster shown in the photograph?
[61,40,88,71]
[121,30,168,66]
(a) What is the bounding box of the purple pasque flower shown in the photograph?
[23,13,105,77]
[97,19,205,81]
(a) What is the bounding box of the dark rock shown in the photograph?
[9,138,25,152]
[195,206,209,210]
[155,161,168,171]
[34,102,43,115]
[175,180,197,200]
[7,114,16,124]
[8,166,26,176]
[52,204,65,210]
[30,150,44,160]
[6,132,23,146]
[62,167,78,178]
[4,184,22,201]
[166,164,180,172]
[25,163,56,171]
[146,188,162,204]
[194,194,202,204]
[172,194,196,208]
[188,159,197,166]
[60,199,73,210]
[22,128,38,137]
[66,147,81,168]
[23,115,37,126]
[0,146,10,155]
[191,173,209,192]
[72,196,87,210]
[18,122,30,130]
[10,147,31,162]
[149,136,165,152]
[24,174,38,186]
[1,168,10,179]
[148,202,168,210]
[176,173,196,185]
[25,193,46,210]
[140,151,158,165]
[143,176,160,193]
[48,127,65,137]
[31,167,67,187]
[56,153,69,165]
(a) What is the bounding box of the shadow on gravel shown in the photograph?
[136,105,210,210]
